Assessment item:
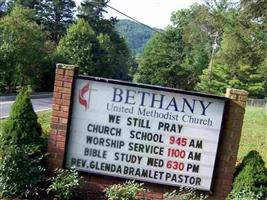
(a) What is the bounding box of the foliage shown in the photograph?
[228,190,264,200]
[0,5,45,92]
[57,19,101,75]
[240,0,267,23]
[136,1,266,97]
[0,144,45,198]
[0,110,52,137]
[134,28,189,89]
[0,88,45,198]
[227,151,267,200]
[0,88,43,148]
[57,18,132,80]
[7,0,41,11]
[47,168,80,200]
[196,0,267,97]
[195,64,231,96]
[164,187,208,200]
[8,0,76,43]
[104,180,146,200]
[78,0,115,34]
[171,4,213,88]
[196,28,266,97]
[135,4,213,90]
[37,110,52,138]
[77,0,133,80]
[115,19,158,55]
[3,0,76,91]
[37,43,58,92]
[37,0,76,43]
[97,30,132,80]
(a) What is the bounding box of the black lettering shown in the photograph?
[70,158,86,168]
[189,140,203,149]
[108,114,121,124]
[181,98,196,114]
[125,90,136,105]
[199,101,212,116]
[186,163,200,173]
[114,152,119,160]
[112,88,123,102]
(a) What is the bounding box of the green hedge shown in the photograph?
[0,88,45,198]
[228,150,267,199]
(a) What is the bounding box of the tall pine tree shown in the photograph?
[78,0,116,34]
[6,0,76,43]
[37,0,76,43]
[72,0,132,80]
[196,0,266,97]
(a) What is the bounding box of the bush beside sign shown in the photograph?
[65,76,226,191]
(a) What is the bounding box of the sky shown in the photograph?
[74,0,203,29]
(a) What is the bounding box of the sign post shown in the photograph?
[48,64,248,200]
[65,76,226,191]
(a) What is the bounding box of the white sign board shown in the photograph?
[65,77,226,191]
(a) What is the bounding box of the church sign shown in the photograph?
[65,76,226,191]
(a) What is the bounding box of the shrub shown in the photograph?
[0,145,45,198]
[47,168,80,200]
[164,187,208,200]
[227,150,267,199]
[0,87,45,198]
[229,190,263,200]
[0,87,42,149]
[104,180,146,200]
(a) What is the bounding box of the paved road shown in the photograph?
[0,97,52,119]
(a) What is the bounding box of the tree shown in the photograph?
[171,4,214,88]
[240,0,267,22]
[7,0,40,10]
[196,29,266,97]
[78,0,116,34]
[134,28,189,89]
[196,0,266,97]
[227,151,267,199]
[57,19,102,76]
[0,88,44,198]
[37,0,76,43]
[0,88,42,147]
[57,19,131,80]
[0,5,45,92]
[68,0,133,80]
[97,26,132,80]
[6,0,75,43]
[135,4,213,90]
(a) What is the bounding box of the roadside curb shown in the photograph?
[0,92,53,101]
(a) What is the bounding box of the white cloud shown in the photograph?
[74,0,203,28]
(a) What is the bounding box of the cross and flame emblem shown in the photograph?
[78,82,91,111]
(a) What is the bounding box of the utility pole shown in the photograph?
[209,32,219,79]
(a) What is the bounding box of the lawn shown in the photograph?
[36,111,51,137]
[237,106,267,165]
[0,106,266,165]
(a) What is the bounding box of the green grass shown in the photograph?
[37,111,52,137]
[237,106,267,165]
